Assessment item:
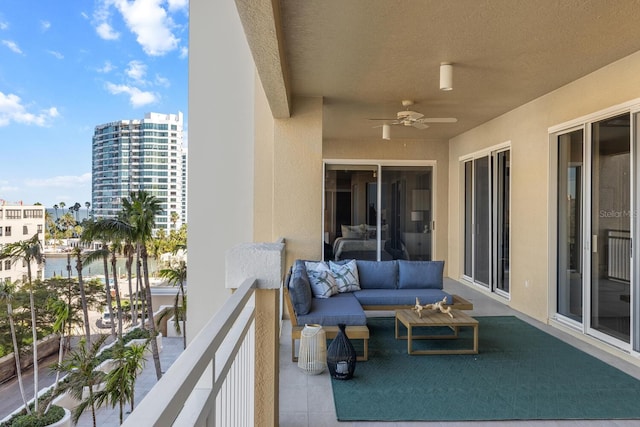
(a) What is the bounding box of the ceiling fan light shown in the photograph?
[382,124,390,140]
[440,62,453,91]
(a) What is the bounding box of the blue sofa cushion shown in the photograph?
[354,289,452,306]
[288,260,313,315]
[398,260,444,289]
[297,293,367,326]
[355,260,398,289]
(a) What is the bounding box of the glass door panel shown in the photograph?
[495,150,510,293]
[557,129,584,322]
[590,114,631,342]
[464,161,473,277]
[380,166,433,261]
[474,156,491,287]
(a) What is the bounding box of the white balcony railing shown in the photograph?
[122,277,258,427]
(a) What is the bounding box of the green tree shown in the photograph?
[0,234,45,413]
[158,258,187,349]
[72,247,92,344]
[0,281,31,415]
[122,191,164,380]
[49,299,71,389]
[51,335,108,427]
[94,341,148,424]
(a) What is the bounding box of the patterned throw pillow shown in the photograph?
[305,261,338,298]
[329,259,361,293]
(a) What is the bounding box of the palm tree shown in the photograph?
[82,221,118,337]
[53,204,59,221]
[0,233,45,413]
[0,281,31,415]
[73,202,81,222]
[72,247,92,344]
[49,299,71,388]
[94,341,148,424]
[51,335,108,427]
[158,259,187,349]
[122,190,164,380]
[85,201,91,221]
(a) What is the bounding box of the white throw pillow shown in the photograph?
[305,261,338,298]
[329,259,361,293]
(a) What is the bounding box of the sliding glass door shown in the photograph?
[557,129,584,323]
[463,148,511,294]
[590,114,631,343]
[324,163,433,262]
[555,112,633,347]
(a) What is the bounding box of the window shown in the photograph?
[5,226,11,236]
[37,224,43,234]
[23,225,28,235]
[5,209,20,219]
[23,209,43,218]
[4,260,11,270]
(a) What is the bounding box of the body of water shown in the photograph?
[44,254,158,279]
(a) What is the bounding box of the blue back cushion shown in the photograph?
[355,260,398,289]
[397,260,444,289]
[288,260,312,315]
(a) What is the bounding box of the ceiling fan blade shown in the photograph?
[398,111,424,121]
[412,122,429,130]
[419,117,458,123]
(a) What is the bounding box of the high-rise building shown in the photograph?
[92,112,186,232]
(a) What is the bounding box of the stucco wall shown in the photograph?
[448,50,640,322]
[323,137,450,267]
[272,96,324,267]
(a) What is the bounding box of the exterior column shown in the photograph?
[226,240,285,427]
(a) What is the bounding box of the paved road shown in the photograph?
[0,314,113,421]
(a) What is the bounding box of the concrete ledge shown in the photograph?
[225,241,285,289]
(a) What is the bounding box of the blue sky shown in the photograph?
[0,0,188,208]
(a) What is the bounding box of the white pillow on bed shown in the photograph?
[329,259,361,293]
[341,224,365,239]
[305,261,338,298]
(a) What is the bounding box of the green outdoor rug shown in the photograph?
[331,316,640,421]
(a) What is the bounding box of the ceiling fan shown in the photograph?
[369,100,457,130]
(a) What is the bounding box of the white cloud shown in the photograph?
[2,40,23,54]
[0,92,59,127]
[41,20,51,31]
[126,60,147,82]
[0,21,8,30]
[167,0,188,12]
[81,11,89,20]
[96,22,120,40]
[26,173,91,188]
[112,0,179,56]
[179,46,188,59]
[105,82,158,107]
[47,50,64,59]
[97,60,115,73]
[155,74,170,87]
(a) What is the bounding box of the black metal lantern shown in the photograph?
[326,323,356,380]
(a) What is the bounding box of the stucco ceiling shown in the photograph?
[239,0,640,142]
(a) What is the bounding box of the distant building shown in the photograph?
[92,112,187,233]
[0,203,45,283]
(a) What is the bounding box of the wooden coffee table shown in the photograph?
[395,309,479,355]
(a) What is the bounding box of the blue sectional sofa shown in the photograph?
[285,258,472,361]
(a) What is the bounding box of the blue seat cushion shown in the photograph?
[297,293,367,326]
[354,289,452,306]
[356,260,398,289]
[397,260,444,289]
[288,260,313,315]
